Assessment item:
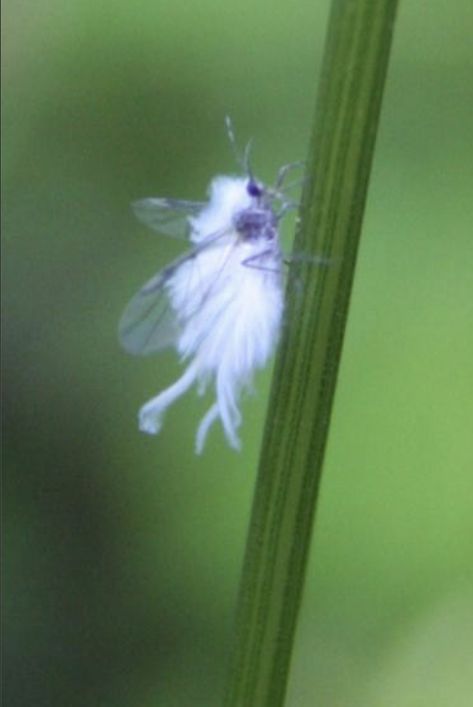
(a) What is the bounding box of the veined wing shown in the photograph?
[118,261,180,356]
[119,225,233,355]
[132,197,205,238]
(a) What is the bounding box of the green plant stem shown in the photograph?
[224,1,399,705]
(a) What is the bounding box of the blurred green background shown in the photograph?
[3,1,473,705]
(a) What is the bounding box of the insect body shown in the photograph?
[119,171,294,453]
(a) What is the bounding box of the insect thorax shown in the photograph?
[233,205,277,242]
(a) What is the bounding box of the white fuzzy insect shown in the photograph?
[119,128,299,453]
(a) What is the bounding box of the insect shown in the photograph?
[119,121,301,453]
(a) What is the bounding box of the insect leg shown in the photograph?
[275,201,299,220]
[274,161,306,190]
[241,250,283,273]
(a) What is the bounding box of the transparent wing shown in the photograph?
[119,240,210,355]
[118,268,178,356]
[120,222,236,355]
[132,197,205,239]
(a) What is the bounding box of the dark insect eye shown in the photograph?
[247,180,263,198]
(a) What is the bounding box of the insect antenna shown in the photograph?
[224,115,254,179]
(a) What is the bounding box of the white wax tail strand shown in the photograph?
[139,361,199,435]
[216,368,242,451]
[195,403,220,455]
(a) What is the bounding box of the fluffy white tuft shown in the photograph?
[138,176,283,453]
